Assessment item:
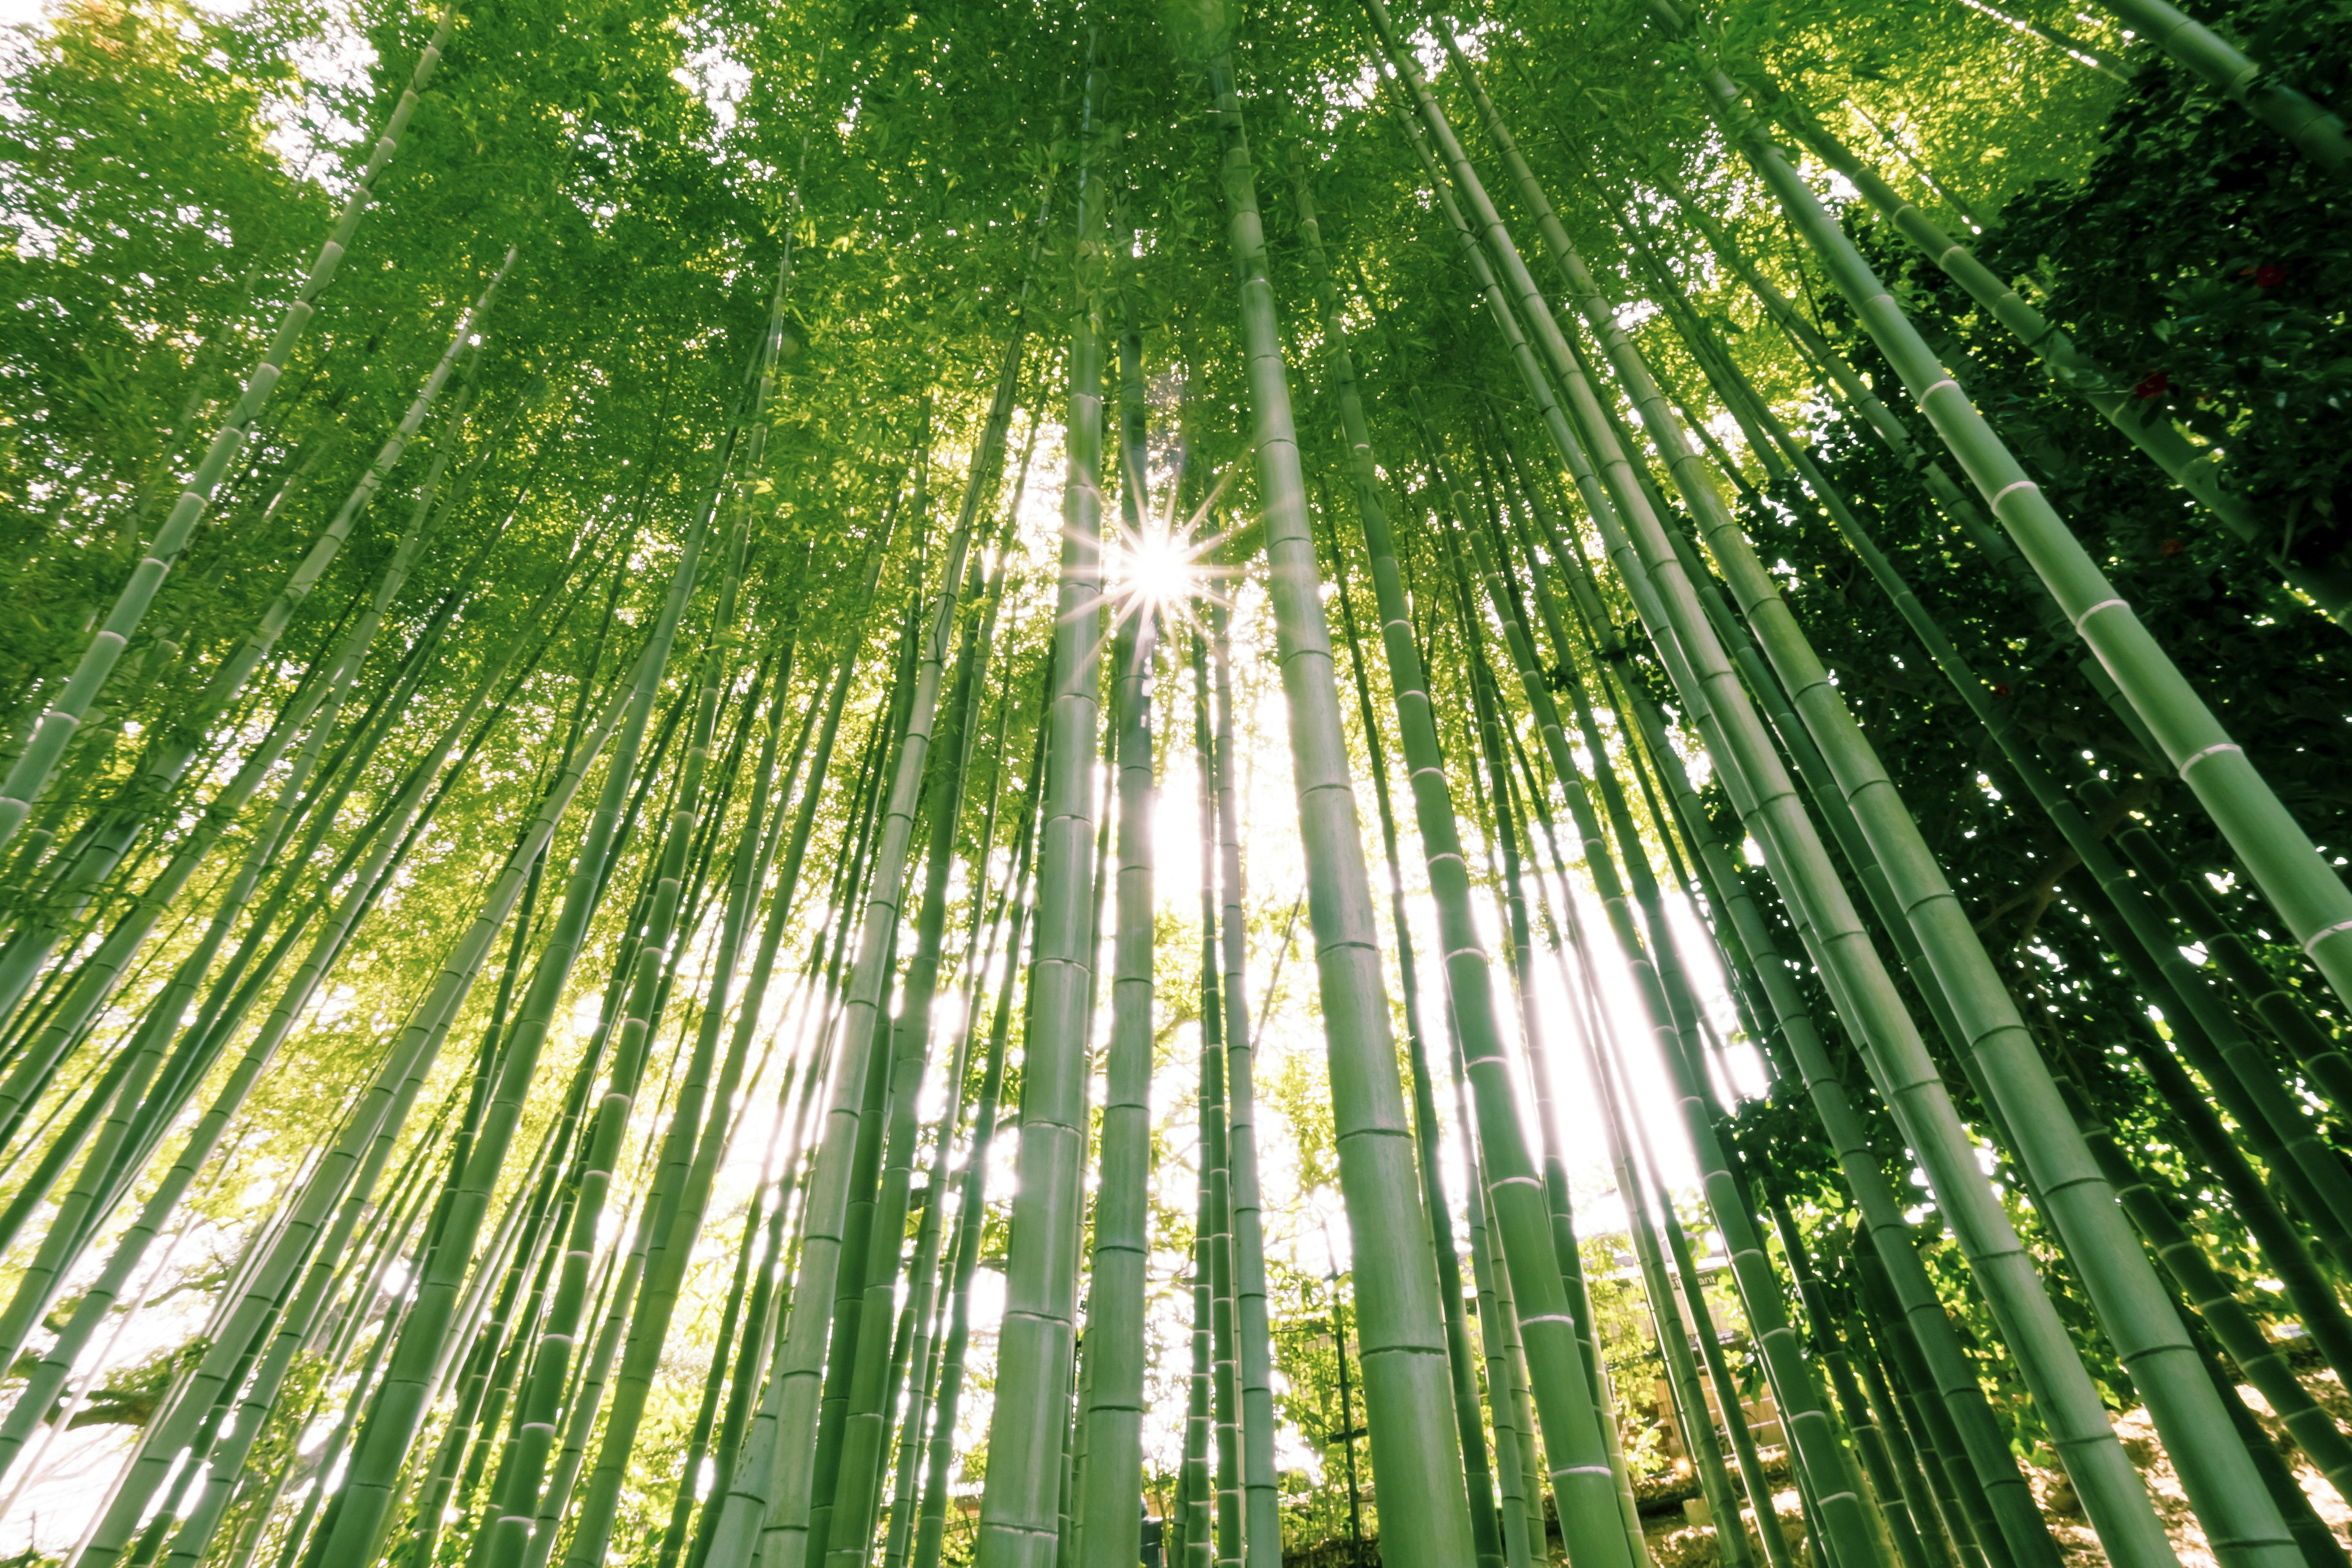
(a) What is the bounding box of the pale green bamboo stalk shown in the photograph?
[1559,377,2179,1568]
[1666,293,2352,1274]
[42,246,518,911]
[1181,633,1243,1568]
[1580,975,1752,1568]
[522,1196,648,1568]
[1076,584,1156,1568]
[0,294,514,1138]
[1778,108,2351,625]
[83,534,630,1562]
[1429,376,1864,1568]
[962,53,1107,1568]
[1077,232,1166,1568]
[1489,723,1665,1568]
[1180,635,1221,1568]
[105,818,568,1568]
[698,511,951,1568]
[1436,961,1531,1568]
[2093,0,2348,171]
[1569,551,2054,1568]
[1201,605,1283,1568]
[1623,31,2335,1540]
[1602,149,2147,745]
[229,1140,446,1568]
[1485,511,1823,1568]
[1186,43,1561,1567]
[0,0,464,854]
[558,290,822,1566]
[2071,1098,2352,1499]
[480,510,755,1568]
[1305,467,1510,1568]
[881,707,1011,1568]
[911,665,1049,1568]
[1452,640,1569,1568]
[557,658,791,1568]
[164,1087,563,1568]
[881,425,1038,1568]
[1057,635,1122,1568]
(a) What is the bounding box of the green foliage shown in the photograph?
[0,0,2346,1558]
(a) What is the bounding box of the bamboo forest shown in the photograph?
[4,0,2352,1558]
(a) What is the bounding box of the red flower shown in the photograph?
[1991,683,2012,699]
[2252,263,2286,288]
[2133,371,2169,400]
[2159,537,2185,557]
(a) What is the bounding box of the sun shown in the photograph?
[1098,464,1238,644]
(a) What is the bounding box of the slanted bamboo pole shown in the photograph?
[1305,467,1507,1568]
[308,374,736,1564]
[1651,1,2352,1126]
[911,662,1050,1568]
[0,0,466,853]
[1779,107,2348,625]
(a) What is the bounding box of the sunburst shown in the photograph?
[1098,456,1239,648]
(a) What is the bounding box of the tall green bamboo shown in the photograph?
[1272,115,1627,1568]
[1075,584,1157,1568]
[1382,21,2282,1564]
[1189,631,1244,1568]
[2088,0,2348,171]
[1177,26,1482,1565]
[562,290,833,1559]
[1493,518,1830,1568]
[877,651,1014,1568]
[957,45,1108,1568]
[478,412,767,1568]
[823,328,1030,1568]
[910,669,1049,1568]
[148,690,596,1568]
[1450,626,1569,1568]
[1304,462,1506,1568]
[884,426,1041,1568]
[1202,606,1281,1568]
[1180,631,1226,1568]
[1652,0,2352,1108]
[557,658,799,1568]
[701,417,974,1568]
[1577,969,1755,1568]
[1562,542,2054,1568]
[1648,285,2352,1286]
[2070,1093,2352,1499]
